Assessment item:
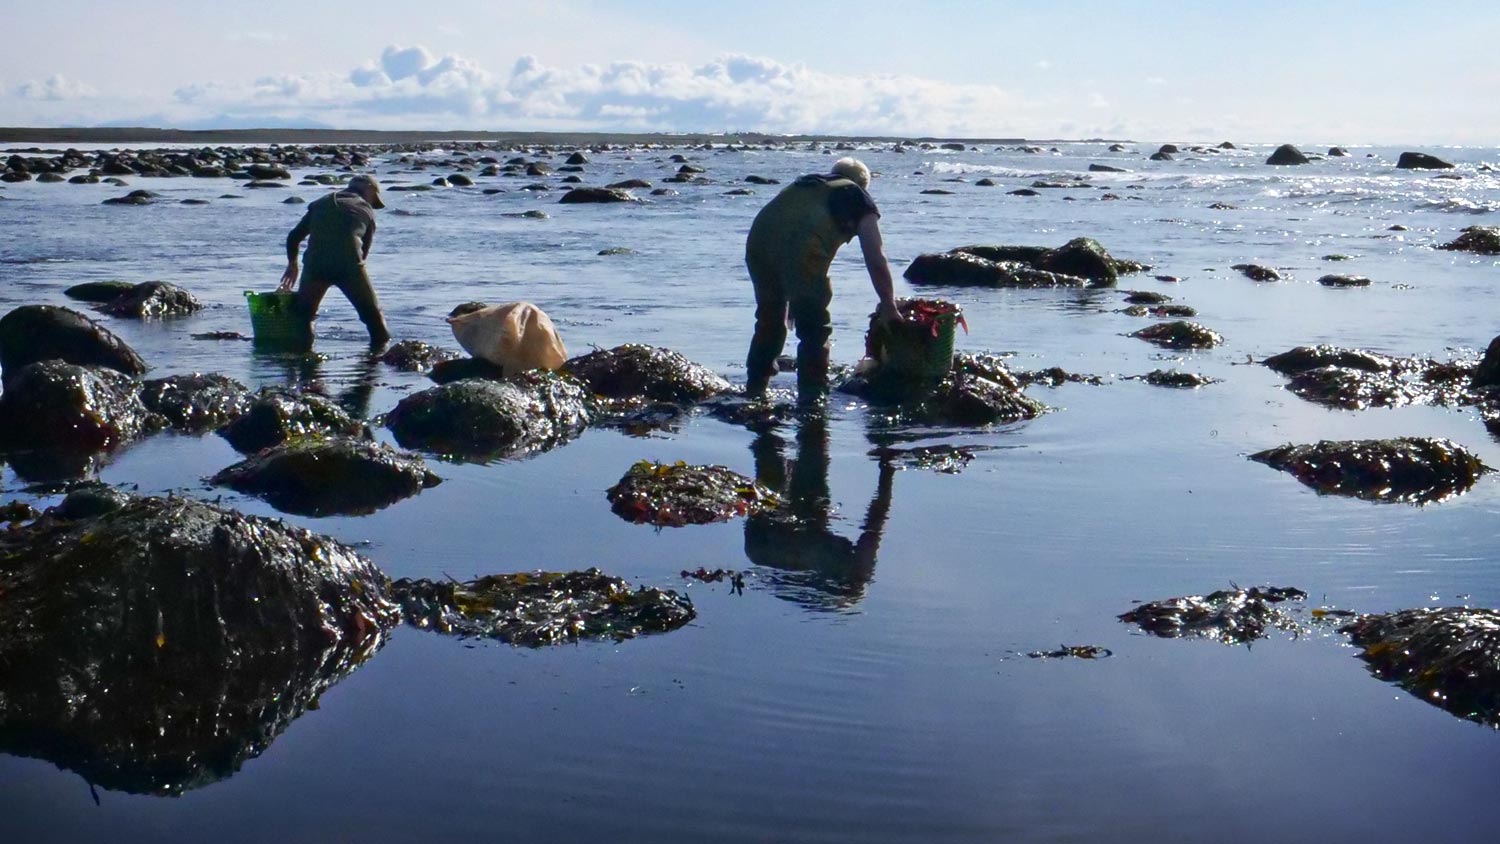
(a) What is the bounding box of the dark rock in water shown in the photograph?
[870,443,994,474]
[1138,370,1219,388]
[1284,366,1423,410]
[1037,237,1118,285]
[52,483,132,520]
[1149,152,1174,162]
[1266,144,1310,165]
[844,353,1047,427]
[607,178,652,189]
[974,177,996,186]
[565,151,589,165]
[1319,274,1372,288]
[1120,586,1307,643]
[0,500,40,523]
[428,356,507,384]
[218,388,365,454]
[905,251,1087,288]
[1328,147,1350,157]
[386,370,592,461]
[1232,263,1281,281]
[1129,321,1223,350]
[725,187,757,195]
[141,373,252,432]
[744,174,779,184]
[607,460,778,526]
[1088,163,1128,173]
[0,304,148,382]
[1341,607,1500,726]
[99,280,201,318]
[597,246,634,256]
[1146,303,1197,317]
[245,163,291,179]
[564,343,731,403]
[699,393,796,432]
[1008,188,1040,196]
[1123,290,1171,305]
[102,190,158,205]
[380,339,461,373]
[1208,201,1237,210]
[281,196,305,205]
[920,189,954,195]
[1250,437,1491,503]
[1157,144,1180,154]
[1471,336,1500,388]
[447,174,474,187]
[212,437,440,517]
[1263,345,1397,376]
[62,280,135,303]
[1396,151,1455,170]
[1108,143,1128,152]
[0,493,397,795]
[191,330,251,341]
[393,568,695,646]
[0,361,160,456]
[558,187,640,204]
[952,244,1052,264]
[1438,226,1500,255]
[1026,645,1112,660]
[1322,253,1352,261]
[1013,365,1103,388]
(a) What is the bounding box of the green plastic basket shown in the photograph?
[868,313,956,382]
[244,291,306,347]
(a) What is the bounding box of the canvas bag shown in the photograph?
[447,302,567,372]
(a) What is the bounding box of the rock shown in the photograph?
[1318,274,1372,288]
[1471,336,1500,388]
[1089,163,1128,173]
[99,281,202,318]
[140,373,252,432]
[212,437,440,517]
[565,152,589,165]
[597,246,634,256]
[1138,370,1219,388]
[1328,147,1350,157]
[1285,366,1425,410]
[1266,144,1310,165]
[1322,254,1352,261]
[281,196,305,205]
[393,568,694,646]
[217,388,365,454]
[1008,188,1040,196]
[1149,152,1173,162]
[1037,237,1119,285]
[1129,321,1223,350]
[447,174,474,187]
[975,178,996,186]
[558,187,640,204]
[841,353,1047,427]
[245,163,291,179]
[725,188,756,196]
[191,331,251,341]
[953,244,1052,264]
[0,361,160,458]
[244,181,285,189]
[1120,586,1307,643]
[920,189,954,195]
[1231,263,1281,281]
[0,493,397,795]
[1438,226,1500,255]
[101,189,160,205]
[1396,151,1455,170]
[525,162,552,176]
[1250,437,1491,503]
[0,305,148,384]
[428,357,507,384]
[62,280,136,303]
[1263,345,1397,376]
[744,175,779,184]
[379,340,462,373]
[1157,144,1180,154]
[1341,607,1500,726]
[1122,290,1171,304]
[606,178,652,189]
[904,252,1087,288]
[67,174,99,184]
[564,344,731,403]
[607,460,778,526]
[385,370,592,461]
[1108,143,1128,152]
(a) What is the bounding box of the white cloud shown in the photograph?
[1034,60,1052,71]
[1088,92,1109,109]
[14,74,97,101]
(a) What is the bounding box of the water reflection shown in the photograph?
[743,413,894,609]
[251,346,381,420]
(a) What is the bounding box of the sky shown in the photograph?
[1,0,1496,143]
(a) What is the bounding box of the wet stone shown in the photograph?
[1341,607,1500,727]
[607,460,779,527]
[905,251,1088,288]
[0,493,398,795]
[428,356,507,383]
[1283,366,1423,410]
[1318,274,1372,288]
[62,280,136,304]
[0,500,39,523]
[0,304,148,384]
[1232,263,1281,281]
[1438,226,1500,255]
[191,330,251,341]
[392,568,695,646]
[564,343,731,404]
[1120,586,1308,644]
[1129,321,1224,350]
[1013,365,1103,388]
[218,388,365,454]
[1249,437,1491,504]
[380,339,462,373]
[1136,370,1219,388]
[211,437,440,517]
[1123,290,1171,304]
[385,370,592,461]
[1147,304,1197,318]
[1262,345,1397,376]
[869,443,994,474]
[1026,645,1112,659]
[139,372,252,433]
[699,393,796,433]
[0,361,161,457]
[558,187,640,204]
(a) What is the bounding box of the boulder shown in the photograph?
[102,189,159,205]
[1139,370,1219,388]
[904,252,1087,288]
[62,280,136,303]
[217,388,365,454]
[1342,607,1500,726]
[1265,144,1310,165]
[1250,437,1491,503]
[99,281,202,318]
[212,437,440,517]
[1318,274,1372,288]
[447,174,474,187]
[1328,147,1350,157]
[385,370,592,461]
[841,353,1046,427]
[606,178,652,189]
[1088,163,1128,173]
[0,493,397,795]
[952,244,1052,264]
[565,151,589,165]
[1438,226,1500,255]
[379,340,462,373]
[1129,321,1224,350]
[1120,586,1307,643]
[1036,237,1118,285]
[429,357,507,384]
[0,305,148,383]
[245,163,291,179]
[558,187,640,204]
[1262,345,1397,376]
[1231,263,1281,281]
[1471,335,1500,388]
[564,344,731,403]
[1157,144,1180,154]
[1149,152,1173,162]
[607,460,778,527]
[1396,151,1455,170]
[0,361,161,456]
[140,373,252,432]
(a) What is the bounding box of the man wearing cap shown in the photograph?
[279,174,391,347]
[744,157,901,403]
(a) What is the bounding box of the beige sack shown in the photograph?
[446,302,567,372]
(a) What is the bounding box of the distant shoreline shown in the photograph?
[0,126,1124,147]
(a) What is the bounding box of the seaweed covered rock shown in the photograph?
[558,187,640,204]
[904,251,1086,288]
[565,343,731,403]
[393,568,695,646]
[0,493,398,795]
[1263,345,1397,376]
[99,281,201,318]
[62,280,136,304]
[1472,335,1500,388]
[1341,607,1500,726]
[0,361,161,456]
[1129,321,1224,350]
[842,352,1046,427]
[0,304,148,384]
[1138,370,1219,388]
[1283,366,1423,410]
[1250,437,1491,503]
[385,370,592,460]
[607,460,779,527]
[1232,263,1281,281]
[1120,586,1307,643]
[1036,237,1118,285]
[140,373,252,432]
[1318,274,1372,288]
[218,388,366,454]
[1438,226,1500,255]
[380,339,462,373]
[212,437,440,517]
[429,356,507,383]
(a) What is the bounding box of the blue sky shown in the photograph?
[1,0,1496,142]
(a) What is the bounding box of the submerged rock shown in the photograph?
[1250,437,1491,503]
[212,437,440,517]
[1342,607,1500,726]
[1263,345,1397,376]
[1137,370,1219,388]
[1318,274,1372,288]
[380,339,462,373]
[385,370,592,460]
[62,280,136,303]
[1231,263,1281,281]
[558,187,640,204]
[99,281,201,318]
[218,388,365,454]
[1438,226,1500,255]
[140,373,252,432]
[1123,290,1172,304]
[1396,151,1455,170]
[1284,366,1423,410]
[565,343,731,403]
[607,460,779,527]
[1120,586,1307,643]
[844,353,1047,427]
[0,361,160,457]
[0,493,397,795]
[393,568,695,646]
[0,304,148,384]
[1129,321,1224,350]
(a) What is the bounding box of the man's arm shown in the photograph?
[856,214,901,323]
[360,218,375,262]
[279,216,311,291]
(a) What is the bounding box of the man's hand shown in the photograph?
[875,299,903,324]
[278,262,299,292]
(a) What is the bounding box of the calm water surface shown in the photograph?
[1,141,1498,843]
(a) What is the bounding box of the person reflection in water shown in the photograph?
[743,414,895,609]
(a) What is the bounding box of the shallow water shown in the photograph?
[2,141,1500,843]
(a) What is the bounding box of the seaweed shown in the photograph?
[1120,586,1307,644]
[607,460,779,527]
[1342,608,1500,727]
